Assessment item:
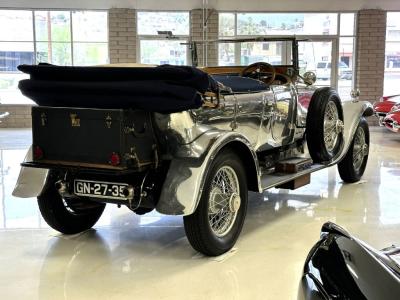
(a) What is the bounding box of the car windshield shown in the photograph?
[190,37,297,69]
[237,40,293,66]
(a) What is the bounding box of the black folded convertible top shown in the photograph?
[18,64,217,113]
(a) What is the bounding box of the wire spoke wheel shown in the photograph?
[208,166,240,237]
[352,126,368,172]
[338,118,369,183]
[183,150,248,256]
[323,101,340,152]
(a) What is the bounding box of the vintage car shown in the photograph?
[13,37,373,256]
[383,103,400,133]
[373,94,400,125]
[299,222,400,299]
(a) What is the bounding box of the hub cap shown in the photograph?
[353,126,368,172]
[324,101,342,152]
[208,166,240,237]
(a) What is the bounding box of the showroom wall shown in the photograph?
[108,8,136,64]
[356,10,387,111]
[0,0,399,128]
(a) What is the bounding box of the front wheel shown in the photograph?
[38,182,106,234]
[338,118,369,183]
[183,149,248,256]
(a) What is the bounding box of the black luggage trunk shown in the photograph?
[31,106,157,171]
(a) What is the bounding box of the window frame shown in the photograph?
[136,10,191,65]
[384,11,400,95]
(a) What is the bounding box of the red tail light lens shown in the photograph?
[110,152,120,166]
[33,146,43,160]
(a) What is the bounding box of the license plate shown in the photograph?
[74,179,129,200]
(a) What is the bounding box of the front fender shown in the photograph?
[330,100,373,166]
[156,130,261,215]
[12,146,49,198]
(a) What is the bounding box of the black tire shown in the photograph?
[38,183,106,234]
[338,118,369,183]
[183,149,248,256]
[306,87,344,163]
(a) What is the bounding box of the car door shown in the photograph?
[270,84,297,147]
[235,91,265,147]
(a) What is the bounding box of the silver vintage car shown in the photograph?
[14,37,373,256]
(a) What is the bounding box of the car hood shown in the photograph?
[373,100,398,113]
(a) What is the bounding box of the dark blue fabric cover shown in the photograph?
[211,75,267,92]
[17,64,216,113]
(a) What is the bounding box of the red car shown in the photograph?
[373,94,400,125]
[383,103,400,132]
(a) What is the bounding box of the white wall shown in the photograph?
[0,0,201,10]
[1,0,400,11]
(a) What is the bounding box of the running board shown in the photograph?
[260,163,325,191]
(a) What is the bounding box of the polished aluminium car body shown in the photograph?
[153,87,373,215]
[299,222,400,300]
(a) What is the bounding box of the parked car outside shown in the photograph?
[316,61,352,80]
[13,37,373,256]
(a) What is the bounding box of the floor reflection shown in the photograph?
[0,127,400,299]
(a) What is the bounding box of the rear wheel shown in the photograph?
[338,118,369,183]
[38,182,106,234]
[183,150,248,256]
[306,87,344,163]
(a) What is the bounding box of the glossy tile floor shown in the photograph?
[0,127,400,300]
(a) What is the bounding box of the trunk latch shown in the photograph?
[105,115,112,128]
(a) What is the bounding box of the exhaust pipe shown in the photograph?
[55,180,68,195]
[122,186,134,200]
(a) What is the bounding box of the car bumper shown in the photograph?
[383,119,400,132]
[375,112,387,126]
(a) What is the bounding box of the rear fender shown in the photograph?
[156,131,261,216]
[12,146,49,198]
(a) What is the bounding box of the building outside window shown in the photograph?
[0,10,108,105]
[384,12,400,95]
[218,12,356,100]
[137,11,189,65]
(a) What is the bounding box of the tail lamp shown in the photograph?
[109,152,120,166]
[33,146,44,160]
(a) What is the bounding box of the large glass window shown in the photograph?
[72,11,108,66]
[237,13,338,36]
[219,13,235,37]
[337,14,356,100]
[218,12,356,100]
[140,40,187,65]
[0,11,34,105]
[137,12,189,35]
[384,12,400,96]
[138,11,189,65]
[0,9,108,105]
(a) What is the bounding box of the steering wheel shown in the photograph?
[240,62,276,85]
